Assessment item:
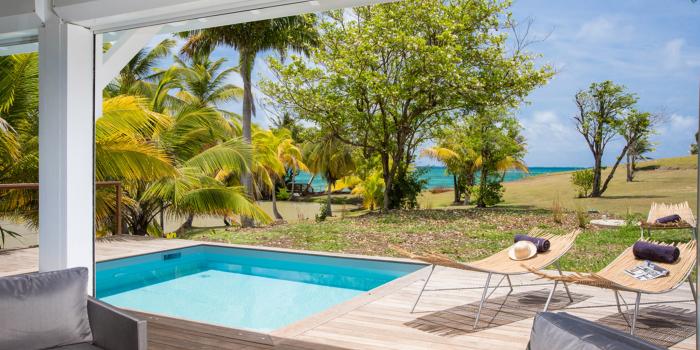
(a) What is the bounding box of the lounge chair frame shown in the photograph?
[396,229,580,329]
[538,239,697,336]
[641,202,697,240]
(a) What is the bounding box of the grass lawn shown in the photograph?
[184,208,693,273]
[420,156,697,216]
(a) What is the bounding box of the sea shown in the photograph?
[294,166,581,191]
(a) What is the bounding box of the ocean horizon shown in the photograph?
[294,166,581,191]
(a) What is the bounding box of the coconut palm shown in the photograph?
[0,53,39,246]
[303,134,355,216]
[173,52,243,110]
[104,39,176,98]
[351,171,385,211]
[179,15,319,227]
[422,145,478,204]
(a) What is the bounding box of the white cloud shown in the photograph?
[576,16,634,43]
[663,38,685,70]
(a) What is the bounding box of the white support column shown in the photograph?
[38,3,95,293]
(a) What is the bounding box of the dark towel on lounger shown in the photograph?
[655,214,682,224]
[514,234,550,253]
[632,241,680,264]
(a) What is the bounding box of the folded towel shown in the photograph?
[632,241,680,264]
[514,234,550,253]
[655,214,682,224]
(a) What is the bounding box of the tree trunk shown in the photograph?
[271,183,283,221]
[240,51,255,228]
[599,145,629,195]
[453,175,460,203]
[381,154,392,211]
[626,152,634,182]
[290,172,296,201]
[477,168,488,208]
[304,174,316,194]
[590,154,603,197]
[178,214,195,232]
[463,172,474,206]
[326,181,333,217]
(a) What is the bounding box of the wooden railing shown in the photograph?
[0,181,123,235]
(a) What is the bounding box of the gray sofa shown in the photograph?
[0,267,147,350]
[528,312,666,350]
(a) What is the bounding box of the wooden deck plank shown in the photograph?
[0,236,696,349]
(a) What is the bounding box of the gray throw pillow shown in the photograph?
[0,267,93,350]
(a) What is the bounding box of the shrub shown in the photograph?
[571,169,594,197]
[471,180,503,207]
[277,187,291,201]
[552,196,563,224]
[315,202,331,222]
[389,168,428,210]
[575,206,588,228]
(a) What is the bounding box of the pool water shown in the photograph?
[96,245,424,332]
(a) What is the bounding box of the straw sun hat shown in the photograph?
[508,240,538,261]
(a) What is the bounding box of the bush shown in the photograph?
[575,206,588,228]
[552,196,563,224]
[389,168,428,210]
[277,187,291,201]
[315,202,331,222]
[571,169,594,198]
[471,180,503,207]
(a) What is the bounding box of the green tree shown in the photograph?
[574,81,638,197]
[104,39,176,98]
[623,112,656,182]
[303,134,355,216]
[180,15,318,227]
[465,109,527,207]
[262,1,551,210]
[573,81,650,195]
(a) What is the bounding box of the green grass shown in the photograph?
[185,208,694,273]
[184,156,696,273]
[419,156,697,216]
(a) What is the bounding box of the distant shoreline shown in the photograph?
[296,166,583,190]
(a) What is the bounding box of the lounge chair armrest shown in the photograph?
[87,297,147,350]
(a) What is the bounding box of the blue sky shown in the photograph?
[148,0,700,167]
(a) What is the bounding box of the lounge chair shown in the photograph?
[533,239,697,335]
[393,229,581,329]
[641,202,696,239]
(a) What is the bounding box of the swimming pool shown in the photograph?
[96,245,425,332]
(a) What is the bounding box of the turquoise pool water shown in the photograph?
[96,245,424,332]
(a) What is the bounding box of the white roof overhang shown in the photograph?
[0,0,391,53]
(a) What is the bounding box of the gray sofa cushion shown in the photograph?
[50,343,102,350]
[0,267,93,350]
[529,312,666,350]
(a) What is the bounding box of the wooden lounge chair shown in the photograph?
[393,229,581,329]
[532,239,697,335]
[641,202,696,239]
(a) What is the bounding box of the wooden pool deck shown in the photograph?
[0,236,696,350]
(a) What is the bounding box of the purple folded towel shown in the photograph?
[655,214,682,224]
[632,241,679,264]
[514,234,550,253]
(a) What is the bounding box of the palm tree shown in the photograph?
[180,15,318,227]
[173,52,243,111]
[303,134,355,217]
[351,171,385,211]
[495,156,528,181]
[104,39,176,98]
[0,53,39,246]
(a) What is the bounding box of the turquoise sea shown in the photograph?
[294,166,581,191]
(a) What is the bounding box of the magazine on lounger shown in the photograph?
[624,260,669,281]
